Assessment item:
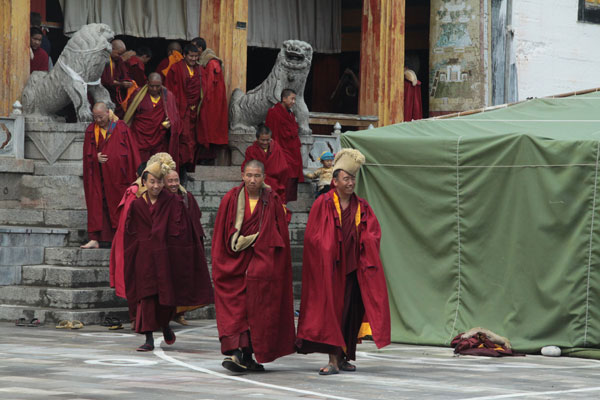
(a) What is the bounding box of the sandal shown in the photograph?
[56,320,72,329]
[27,318,41,327]
[318,363,339,375]
[109,323,124,330]
[15,318,27,327]
[101,317,117,327]
[136,343,155,352]
[163,327,176,345]
[340,360,356,372]
[70,320,84,329]
[222,354,248,373]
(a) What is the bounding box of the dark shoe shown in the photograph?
[136,343,154,352]
[163,327,176,345]
[246,359,265,372]
[340,360,356,372]
[222,355,248,373]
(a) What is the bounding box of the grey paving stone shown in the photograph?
[44,247,110,267]
[21,265,109,288]
[0,208,44,225]
[0,285,126,309]
[0,265,21,285]
[0,228,67,247]
[0,247,44,266]
[43,209,87,229]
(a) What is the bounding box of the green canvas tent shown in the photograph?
[340,91,600,352]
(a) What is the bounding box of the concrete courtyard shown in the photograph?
[1,320,600,399]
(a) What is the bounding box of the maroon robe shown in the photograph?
[404,79,423,121]
[198,57,228,146]
[101,57,130,117]
[83,120,141,240]
[296,190,391,357]
[265,103,304,202]
[127,86,183,165]
[124,190,214,331]
[30,47,49,72]
[211,184,296,363]
[165,60,202,170]
[126,55,147,87]
[241,140,290,201]
[155,57,170,82]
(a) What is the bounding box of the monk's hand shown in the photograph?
[121,81,133,89]
[162,120,171,129]
[98,152,108,163]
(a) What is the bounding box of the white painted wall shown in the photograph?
[513,0,600,99]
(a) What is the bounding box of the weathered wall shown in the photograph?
[513,0,600,99]
[429,0,489,115]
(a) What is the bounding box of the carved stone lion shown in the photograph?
[21,23,115,122]
[228,40,314,165]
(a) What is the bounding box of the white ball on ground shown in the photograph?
[541,346,561,357]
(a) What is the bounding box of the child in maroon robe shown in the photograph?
[30,27,49,72]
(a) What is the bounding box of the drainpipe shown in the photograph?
[504,0,514,104]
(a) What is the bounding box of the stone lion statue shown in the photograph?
[22,23,115,122]
[228,40,313,165]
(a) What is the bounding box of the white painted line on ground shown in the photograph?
[460,386,600,400]
[153,328,358,400]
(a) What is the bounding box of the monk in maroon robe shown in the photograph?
[265,89,304,203]
[164,169,214,325]
[212,160,296,372]
[156,41,183,82]
[123,73,182,165]
[82,102,141,249]
[296,149,391,375]
[241,124,290,202]
[124,160,214,351]
[30,27,49,72]
[101,40,133,118]
[165,44,202,173]
[192,37,228,162]
[125,47,152,87]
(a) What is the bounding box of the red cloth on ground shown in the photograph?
[110,183,139,298]
[126,56,147,87]
[404,79,423,121]
[451,332,523,357]
[30,47,49,72]
[127,87,183,165]
[83,121,140,237]
[211,184,296,363]
[241,140,290,201]
[265,103,304,202]
[165,60,202,169]
[198,58,228,146]
[124,190,213,309]
[296,190,391,351]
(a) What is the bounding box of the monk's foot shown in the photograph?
[162,326,176,345]
[222,350,247,373]
[136,342,154,352]
[173,314,189,326]
[242,352,265,372]
[80,240,99,249]
[318,363,339,376]
[340,360,356,372]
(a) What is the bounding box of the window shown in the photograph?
[579,0,600,24]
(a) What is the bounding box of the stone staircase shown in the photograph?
[0,120,313,324]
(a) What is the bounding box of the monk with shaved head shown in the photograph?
[123,72,182,165]
[156,41,183,82]
[101,39,133,118]
[81,102,140,249]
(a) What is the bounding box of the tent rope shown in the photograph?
[583,141,600,346]
[450,136,463,340]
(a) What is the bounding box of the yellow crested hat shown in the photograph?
[332,148,365,176]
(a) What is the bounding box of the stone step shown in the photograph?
[21,265,109,288]
[0,225,68,247]
[188,166,241,181]
[0,285,126,309]
[0,304,129,326]
[45,247,110,266]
